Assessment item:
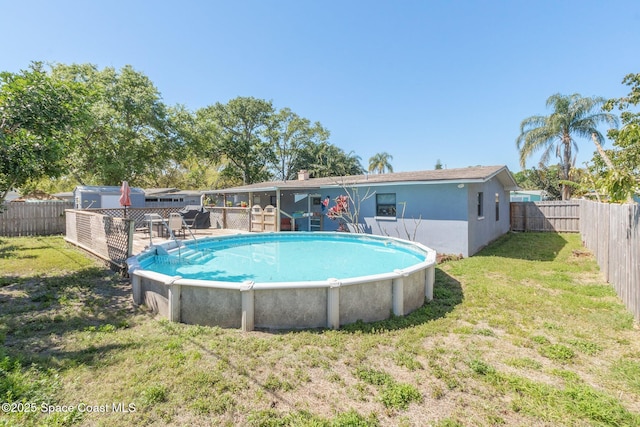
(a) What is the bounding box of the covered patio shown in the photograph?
[205,171,328,233]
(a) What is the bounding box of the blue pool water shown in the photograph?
[142,233,427,283]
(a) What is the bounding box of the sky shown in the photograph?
[2,0,639,174]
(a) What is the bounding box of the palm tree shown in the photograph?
[516,94,618,200]
[368,152,394,174]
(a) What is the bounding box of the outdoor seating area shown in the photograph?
[131,221,246,255]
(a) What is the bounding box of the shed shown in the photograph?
[73,185,146,209]
[209,165,519,257]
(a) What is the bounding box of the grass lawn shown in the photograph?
[1,233,639,426]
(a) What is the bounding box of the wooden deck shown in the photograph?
[132,227,248,255]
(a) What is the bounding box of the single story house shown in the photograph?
[209,165,519,257]
[73,185,146,209]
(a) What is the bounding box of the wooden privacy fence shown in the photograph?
[510,201,580,232]
[580,200,640,321]
[0,201,73,236]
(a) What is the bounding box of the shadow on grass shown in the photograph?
[476,231,569,261]
[0,243,39,259]
[0,266,138,369]
[338,268,463,334]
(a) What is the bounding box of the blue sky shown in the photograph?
[2,1,638,174]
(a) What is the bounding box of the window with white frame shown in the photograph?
[376,193,396,217]
[477,192,484,218]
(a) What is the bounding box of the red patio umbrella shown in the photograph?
[119,181,131,218]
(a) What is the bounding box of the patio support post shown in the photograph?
[327,279,341,329]
[127,219,134,257]
[276,189,281,232]
[241,281,255,332]
[223,205,227,229]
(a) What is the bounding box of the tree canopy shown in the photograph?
[51,63,183,187]
[190,97,363,185]
[268,108,330,181]
[2,63,362,194]
[586,73,640,202]
[0,63,83,204]
[196,97,275,185]
[8,60,635,201]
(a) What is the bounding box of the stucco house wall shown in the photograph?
[466,181,511,256]
[321,179,510,257]
[320,183,469,255]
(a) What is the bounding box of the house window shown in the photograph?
[376,193,396,217]
[495,193,500,221]
[477,192,484,218]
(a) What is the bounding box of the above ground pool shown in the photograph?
[128,232,437,331]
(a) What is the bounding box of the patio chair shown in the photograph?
[168,212,185,238]
[280,217,292,231]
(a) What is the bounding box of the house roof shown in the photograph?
[212,165,519,193]
[144,188,203,197]
[144,188,179,195]
[74,185,145,194]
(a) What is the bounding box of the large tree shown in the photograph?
[0,63,83,203]
[368,152,394,174]
[51,63,181,187]
[516,93,618,200]
[197,97,275,185]
[268,108,329,181]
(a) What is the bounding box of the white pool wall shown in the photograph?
[128,233,437,331]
